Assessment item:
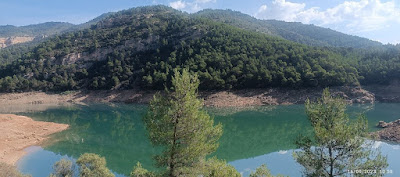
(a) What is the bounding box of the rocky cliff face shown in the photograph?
[0,36,35,48]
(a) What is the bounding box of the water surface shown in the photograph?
[9,103,400,176]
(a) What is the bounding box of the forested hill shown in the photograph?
[0,23,74,63]
[0,15,115,38]
[0,22,74,38]
[0,13,115,63]
[194,9,383,48]
[0,5,398,92]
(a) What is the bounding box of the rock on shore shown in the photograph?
[372,119,400,143]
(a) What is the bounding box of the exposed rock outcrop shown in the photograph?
[331,86,375,104]
[372,119,400,143]
[57,35,162,67]
[0,36,35,48]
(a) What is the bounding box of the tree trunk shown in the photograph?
[169,118,179,177]
[329,146,334,177]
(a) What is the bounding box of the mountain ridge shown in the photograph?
[0,7,385,49]
[0,22,74,37]
[0,5,398,93]
[194,9,383,48]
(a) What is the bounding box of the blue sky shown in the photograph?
[0,0,399,44]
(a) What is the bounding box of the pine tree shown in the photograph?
[130,162,155,177]
[203,157,240,177]
[249,164,273,177]
[293,89,388,177]
[50,159,75,177]
[143,69,223,177]
[76,153,114,177]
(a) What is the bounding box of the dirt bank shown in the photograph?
[202,86,375,107]
[0,114,69,165]
[365,83,400,103]
[0,85,398,108]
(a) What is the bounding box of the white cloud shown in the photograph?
[169,0,216,12]
[323,0,400,32]
[191,3,202,11]
[257,5,267,13]
[195,0,216,3]
[256,0,306,21]
[255,0,400,33]
[169,0,187,10]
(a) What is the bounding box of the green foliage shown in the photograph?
[293,88,388,177]
[249,164,273,177]
[130,162,155,177]
[143,69,223,176]
[50,159,76,177]
[194,9,382,48]
[0,22,74,38]
[248,164,286,177]
[76,153,114,177]
[0,162,31,177]
[355,46,400,85]
[203,157,240,177]
[0,5,398,92]
[0,42,36,64]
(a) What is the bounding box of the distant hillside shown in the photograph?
[0,22,75,49]
[72,12,116,31]
[0,14,116,62]
[0,5,398,93]
[0,22,74,38]
[0,5,363,92]
[194,9,383,48]
[0,13,116,49]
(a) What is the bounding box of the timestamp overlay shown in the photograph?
[347,169,394,176]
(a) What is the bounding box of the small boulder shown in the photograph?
[377,121,388,128]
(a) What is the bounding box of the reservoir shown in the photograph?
[11,103,400,176]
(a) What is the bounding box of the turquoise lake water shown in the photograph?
[8,103,400,176]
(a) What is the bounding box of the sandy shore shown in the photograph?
[0,114,69,165]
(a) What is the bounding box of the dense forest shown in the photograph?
[194,9,383,48]
[0,40,42,64]
[0,5,398,92]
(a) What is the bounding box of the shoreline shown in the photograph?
[0,85,399,108]
[0,114,69,165]
[371,119,400,143]
[0,87,398,167]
